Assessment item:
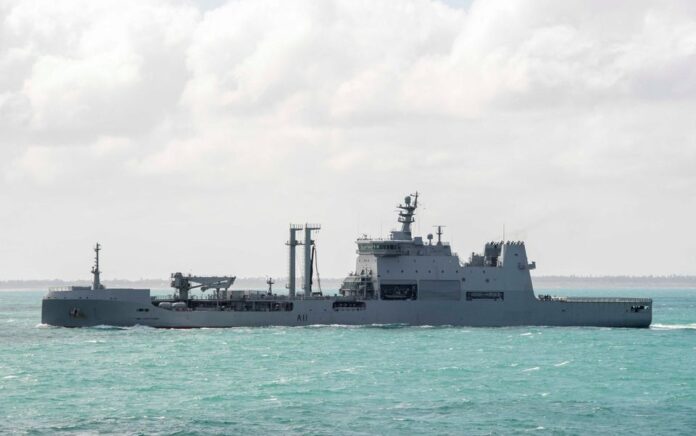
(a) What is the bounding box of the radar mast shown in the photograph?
[392,192,418,240]
[266,277,275,295]
[91,243,104,290]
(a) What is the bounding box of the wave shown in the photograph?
[89,325,130,330]
[303,323,412,329]
[651,323,696,330]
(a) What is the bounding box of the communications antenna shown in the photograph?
[433,225,446,245]
[91,243,104,290]
[266,277,275,295]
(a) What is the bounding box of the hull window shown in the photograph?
[466,291,504,301]
[333,301,366,311]
[381,284,417,300]
[631,305,649,312]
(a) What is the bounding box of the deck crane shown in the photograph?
[170,272,236,301]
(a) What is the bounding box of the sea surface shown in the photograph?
[1,288,695,435]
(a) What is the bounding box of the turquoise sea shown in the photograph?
[1,289,695,435]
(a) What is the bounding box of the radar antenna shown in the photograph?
[395,192,418,239]
[433,225,446,245]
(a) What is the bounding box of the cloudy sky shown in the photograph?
[1,0,695,282]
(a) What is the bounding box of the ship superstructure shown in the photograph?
[42,194,652,328]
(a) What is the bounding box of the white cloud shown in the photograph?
[0,0,695,279]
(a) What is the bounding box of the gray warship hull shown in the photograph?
[42,289,651,328]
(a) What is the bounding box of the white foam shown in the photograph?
[651,323,696,330]
[523,367,540,372]
[554,360,570,367]
[91,324,127,330]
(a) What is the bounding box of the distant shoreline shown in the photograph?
[2,276,696,290]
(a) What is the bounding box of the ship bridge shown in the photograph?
[341,194,461,299]
[355,193,453,258]
[356,237,453,257]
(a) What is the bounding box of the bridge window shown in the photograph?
[372,243,397,250]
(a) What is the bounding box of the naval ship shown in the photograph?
[42,194,652,328]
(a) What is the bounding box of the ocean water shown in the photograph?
[1,289,695,435]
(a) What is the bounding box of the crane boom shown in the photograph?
[170,272,236,300]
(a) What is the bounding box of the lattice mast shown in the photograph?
[396,192,418,239]
[91,243,104,290]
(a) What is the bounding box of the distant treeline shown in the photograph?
[534,275,696,289]
[0,277,345,290]
[2,276,695,290]
[0,279,171,290]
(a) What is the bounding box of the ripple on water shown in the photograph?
[2,289,696,435]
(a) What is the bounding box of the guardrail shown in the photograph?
[538,295,652,303]
[151,293,347,302]
[48,286,91,292]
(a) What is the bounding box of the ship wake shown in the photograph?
[651,323,696,330]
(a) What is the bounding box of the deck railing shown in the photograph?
[48,286,92,292]
[151,293,343,302]
[538,295,652,303]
